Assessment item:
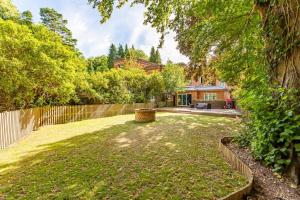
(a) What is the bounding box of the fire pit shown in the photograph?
[135,109,156,122]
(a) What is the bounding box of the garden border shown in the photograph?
[218,137,254,200]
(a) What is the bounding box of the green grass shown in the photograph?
[0,113,247,199]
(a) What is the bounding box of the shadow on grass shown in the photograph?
[0,115,245,199]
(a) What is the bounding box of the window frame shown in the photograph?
[204,93,217,101]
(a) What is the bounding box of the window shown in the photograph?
[204,93,217,101]
[178,94,192,106]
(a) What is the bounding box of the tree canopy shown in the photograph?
[0,0,19,19]
[40,8,77,47]
[0,19,86,110]
[87,56,109,72]
[149,46,161,64]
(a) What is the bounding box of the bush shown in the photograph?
[241,88,300,172]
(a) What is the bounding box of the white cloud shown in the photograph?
[13,0,189,63]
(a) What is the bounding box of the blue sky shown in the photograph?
[13,0,188,63]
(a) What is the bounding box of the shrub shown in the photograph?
[243,88,300,172]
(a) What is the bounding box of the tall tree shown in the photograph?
[40,8,77,47]
[117,44,125,58]
[155,49,161,64]
[124,44,129,58]
[107,43,117,68]
[149,47,156,63]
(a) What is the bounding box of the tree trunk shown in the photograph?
[255,0,300,88]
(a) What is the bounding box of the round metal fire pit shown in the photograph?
[135,109,156,123]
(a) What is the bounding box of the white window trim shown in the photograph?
[204,93,217,101]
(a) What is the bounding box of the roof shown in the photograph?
[184,85,228,91]
[113,58,163,71]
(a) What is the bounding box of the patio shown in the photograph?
[157,107,242,118]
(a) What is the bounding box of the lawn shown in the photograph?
[0,113,247,199]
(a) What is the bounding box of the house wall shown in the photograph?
[177,90,226,101]
[176,90,228,109]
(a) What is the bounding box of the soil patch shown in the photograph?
[227,142,300,200]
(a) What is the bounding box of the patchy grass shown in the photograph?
[0,113,246,199]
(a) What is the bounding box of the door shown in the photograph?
[187,94,192,106]
[178,94,192,106]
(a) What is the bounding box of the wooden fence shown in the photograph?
[0,103,156,149]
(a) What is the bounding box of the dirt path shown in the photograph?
[227,143,300,200]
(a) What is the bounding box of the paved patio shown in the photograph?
[157,107,242,118]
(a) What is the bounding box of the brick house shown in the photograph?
[175,78,232,109]
[113,58,163,74]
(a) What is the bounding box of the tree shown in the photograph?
[122,68,149,103]
[107,43,117,68]
[148,72,165,103]
[117,44,125,58]
[161,63,186,95]
[0,19,86,110]
[40,8,77,47]
[129,48,148,60]
[20,10,33,25]
[155,49,161,64]
[149,47,156,63]
[0,0,19,19]
[89,0,299,89]
[87,56,109,72]
[124,44,129,58]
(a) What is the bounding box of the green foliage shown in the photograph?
[161,63,186,94]
[240,88,300,172]
[107,43,149,68]
[117,44,125,58]
[148,72,165,101]
[122,68,149,103]
[149,47,156,62]
[40,8,77,47]
[124,44,129,58]
[87,56,109,72]
[20,10,33,25]
[155,49,162,64]
[107,43,117,68]
[0,19,86,110]
[149,46,162,64]
[128,48,148,60]
[85,68,166,104]
[0,0,19,19]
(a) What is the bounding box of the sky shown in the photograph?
[12,0,189,64]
